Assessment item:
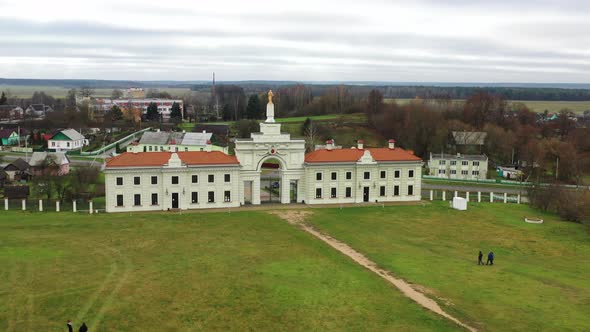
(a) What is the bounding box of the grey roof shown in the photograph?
[139,131,170,145]
[452,131,487,145]
[29,152,70,166]
[60,129,85,141]
[181,132,212,146]
[5,158,29,171]
[430,153,488,161]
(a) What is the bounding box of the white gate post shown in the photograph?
[4,198,7,211]
[73,200,77,213]
[490,192,494,203]
[517,194,521,204]
[454,190,458,197]
[22,199,26,211]
[442,191,446,201]
[39,199,43,212]
[478,192,481,203]
[56,201,60,212]
[466,191,470,202]
[430,190,434,201]
[89,201,93,214]
[504,193,508,203]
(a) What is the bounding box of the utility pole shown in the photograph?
[555,156,559,180]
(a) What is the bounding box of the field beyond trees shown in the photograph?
[1,204,589,331]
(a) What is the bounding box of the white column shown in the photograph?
[454,190,458,197]
[466,191,470,202]
[22,199,26,211]
[56,201,60,212]
[490,192,494,203]
[252,177,261,205]
[280,175,290,204]
[478,192,481,203]
[4,198,7,211]
[429,190,434,201]
[442,191,446,201]
[504,193,507,203]
[517,194,521,204]
[73,200,77,212]
[39,199,43,212]
[89,201,93,214]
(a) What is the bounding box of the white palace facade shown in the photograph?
[104,92,423,212]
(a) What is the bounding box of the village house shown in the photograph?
[3,158,30,181]
[28,152,71,176]
[25,104,54,118]
[104,91,423,212]
[126,130,227,153]
[48,129,89,152]
[428,153,489,180]
[0,128,19,146]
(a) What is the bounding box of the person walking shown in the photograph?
[79,322,88,332]
[478,251,483,265]
[67,320,73,332]
[486,251,494,265]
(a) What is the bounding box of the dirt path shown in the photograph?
[270,210,477,332]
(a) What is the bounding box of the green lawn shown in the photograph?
[0,211,458,331]
[307,202,590,332]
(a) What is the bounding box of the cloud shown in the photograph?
[0,0,588,82]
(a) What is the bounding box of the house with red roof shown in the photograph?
[104,91,423,212]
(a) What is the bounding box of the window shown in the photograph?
[315,188,322,199]
[116,177,123,186]
[462,161,468,166]
[208,191,215,203]
[224,191,231,202]
[151,193,158,205]
[149,146,152,152]
[316,172,322,181]
[345,187,352,198]
[473,161,480,166]
[439,169,446,174]
[331,187,337,198]
[134,176,140,185]
[364,171,370,180]
[409,170,414,178]
[134,194,141,206]
[450,161,457,166]
[380,186,386,196]
[394,185,400,196]
[461,170,468,175]
[408,185,414,195]
[151,176,158,185]
[472,171,480,175]
[451,170,457,174]
[52,142,55,147]
[224,174,231,182]
[208,174,215,183]
[116,195,124,206]
[192,175,198,183]
[346,171,352,180]
[171,176,179,184]
[184,147,188,152]
[440,160,446,165]
[380,170,386,179]
[160,146,164,152]
[191,192,198,203]
[67,142,70,147]
[331,172,337,180]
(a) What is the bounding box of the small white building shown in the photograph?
[48,129,89,152]
[126,130,227,153]
[428,153,488,180]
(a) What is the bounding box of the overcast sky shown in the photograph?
[0,0,589,82]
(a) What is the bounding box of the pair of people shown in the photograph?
[67,320,88,332]
[478,251,494,265]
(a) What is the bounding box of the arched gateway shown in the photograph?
[234,91,305,205]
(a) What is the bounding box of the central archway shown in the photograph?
[260,157,282,203]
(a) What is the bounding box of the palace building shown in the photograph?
[104,91,423,212]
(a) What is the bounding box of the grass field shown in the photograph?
[307,202,590,332]
[0,210,458,331]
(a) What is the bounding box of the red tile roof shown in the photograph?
[105,151,239,168]
[305,147,421,163]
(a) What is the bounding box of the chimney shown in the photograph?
[388,139,395,150]
[206,140,212,152]
[357,140,364,150]
[326,139,334,151]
